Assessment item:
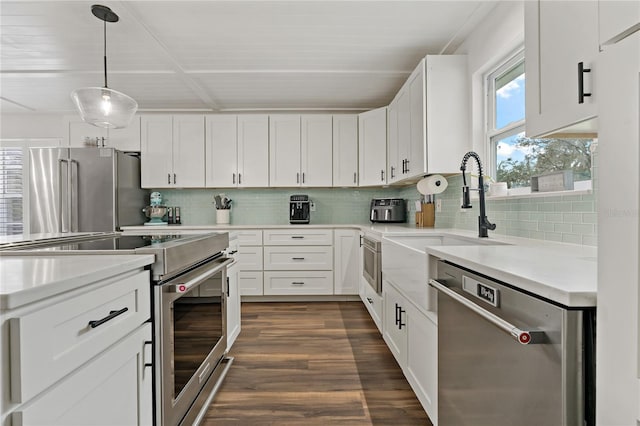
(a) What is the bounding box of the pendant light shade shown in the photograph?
[71,5,137,129]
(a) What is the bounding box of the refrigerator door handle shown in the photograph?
[58,159,70,233]
[70,159,79,232]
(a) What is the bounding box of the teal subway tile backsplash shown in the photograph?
[152,155,597,246]
[154,188,398,226]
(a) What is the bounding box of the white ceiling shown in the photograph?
[0,1,498,114]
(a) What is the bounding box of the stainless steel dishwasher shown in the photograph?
[429,260,595,426]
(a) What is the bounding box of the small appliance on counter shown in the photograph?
[370,198,406,223]
[142,191,168,225]
[290,195,310,224]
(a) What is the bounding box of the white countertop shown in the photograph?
[0,254,155,310]
[424,244,596,307]
[381,229,597,308]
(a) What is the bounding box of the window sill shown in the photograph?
[486,181,593,201]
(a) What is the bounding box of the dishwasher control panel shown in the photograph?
[462,275,500,307]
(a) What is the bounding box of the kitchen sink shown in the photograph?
[381,234,509,315]
[385,234,509,252]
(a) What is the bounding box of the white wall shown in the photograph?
[596,33,640,426]
[0,113,65,140]
[453,1,524,162]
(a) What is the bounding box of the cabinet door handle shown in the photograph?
[359,235,363,247]
[232,173,236,184]
[173,173,176,184]
[302,172,305,184]
[88,307,129,328]
[405,159,409,173]
[144,340,153,369]
[366,297,373,304]
[398,306,406,329]
[578,62,592,104]
[292,257,305,260]
[390,166,395,178]
[353,172,357,184]
[226,276,230,297]
[297,172,300,184]
[292,281,305,285]
[291,236,305,239]
[238,173,242,184]
[381,169,385,181]
[167,173,171,184]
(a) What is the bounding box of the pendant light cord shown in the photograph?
[103,18,108,88]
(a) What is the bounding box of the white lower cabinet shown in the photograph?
[405,303,437,424]
[12,324,152,426]
[360,276,383,332]
[264,271,333,295]
[237,230,264,296]
[262,229,334,296]
[333,229,360,295]
[2,267,152,426]
[382,279,437,424]
[226,261,241,350]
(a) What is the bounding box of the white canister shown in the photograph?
[216,209,230,224]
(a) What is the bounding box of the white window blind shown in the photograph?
[0,147,24,235]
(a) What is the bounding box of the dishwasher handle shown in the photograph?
[429,279,545,345]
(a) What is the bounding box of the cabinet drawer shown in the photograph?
[9,270,150,403]
[264,271,333,295]
[264,246,333,270]
[238,271,264,296]
[237,246,263,270]
[12,323,152,426]
[263,229,332,245]
[237,230,263,246]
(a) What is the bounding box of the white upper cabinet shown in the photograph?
[206,115,237,188]
[358,107,387,186]
[65,115,141,151]
[237,115,270,187]
[205,114,269,188]
[301,115,333,187]
[598,0,640,47]
[525,0,599,138]
[269,115,302,187]
[387,55,469,181]
[332,115,359,187]
[141,114,205,188]
[269,115,333,187]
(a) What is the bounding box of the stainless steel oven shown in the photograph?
[156,255,233,426]
[361,235,382,294]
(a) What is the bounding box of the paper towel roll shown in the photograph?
[417,175,448,195]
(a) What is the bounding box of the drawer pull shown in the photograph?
[291,236,305,239]
[366,297,373,304]
[292,281,305,285]
[88,307,129,329]
[291,257,305,260]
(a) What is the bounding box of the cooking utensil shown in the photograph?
[214,195,222,209]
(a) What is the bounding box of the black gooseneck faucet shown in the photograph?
[460,151,496,238]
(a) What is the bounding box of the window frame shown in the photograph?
[484,49,593,198]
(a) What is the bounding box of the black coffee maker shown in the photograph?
[290,195,310,224]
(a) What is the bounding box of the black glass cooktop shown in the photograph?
[31,234,183,251]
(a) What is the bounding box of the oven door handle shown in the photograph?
[429,279,546,345]
[169,257,233,293]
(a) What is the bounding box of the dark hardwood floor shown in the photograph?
[203,302,433,425]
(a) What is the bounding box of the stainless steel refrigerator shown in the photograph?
[29,147,149,233]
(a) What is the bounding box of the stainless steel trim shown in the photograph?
[183,357,233,426]
[168,257,232,293]
[157,257,228,426]
[429,279,545,345]
[362,235,381,294]
[70,159,79,232]
[58,158,69,233]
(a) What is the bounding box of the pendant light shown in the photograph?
[71,4,137,129]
